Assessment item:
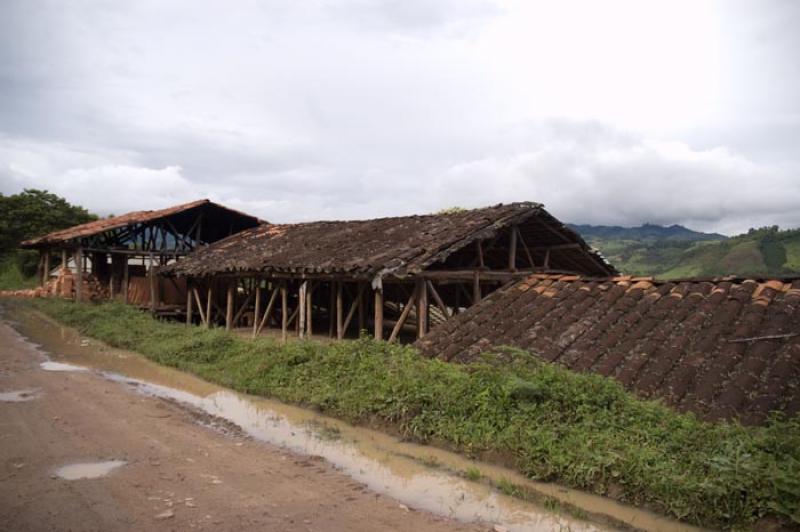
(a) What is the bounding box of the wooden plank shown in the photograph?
[476,239,484,268]
[328,284,335,338]
[388,291,415,343]
[472,270,481,305]
[374,288,384,340]
[426,281,450,319]
[255,287,279,337]
[225,281,235,330]
[205,283,213,329]
[357,282,365,333]
[298,281,307,339]
[148,252,156,312]
[416,279,428,339]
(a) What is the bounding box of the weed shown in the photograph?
[463,467,482,481]
[11,298,800,530]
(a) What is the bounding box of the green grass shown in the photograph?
[12,298,800,529]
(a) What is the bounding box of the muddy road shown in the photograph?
[0,315,483,532]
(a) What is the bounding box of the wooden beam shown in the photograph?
[148,252,156,313]
[186,278,193,326]
[281,284,288,344]
[298,281,307,339]
[193,287,206,325]
[252,283,262,337]
[509,225,518,271]
[517,226,535,268]
[75,248,83,303]
[107,254,115,299]
[328,284,335,338]
[472,270,481,305]
[336,282,344,340]
[426,281,450,319]
[122,258,129,304]
[341,283,365,336]
[357,282,365,333]
[388,290,415,343]
[205,283,213,329]
[225,281,235,330]
[255,287,279,338]
[42,251,50,287]
[232,290,254,327]
[476,240,485,268]
[306,281,313,337]
[416,279,428,339]
[374,288,384,340]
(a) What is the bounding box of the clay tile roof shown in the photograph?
[165,202,617,279]
[417,273,800,424]
[21,199,263,248]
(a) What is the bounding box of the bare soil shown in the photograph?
[0,318,482,532]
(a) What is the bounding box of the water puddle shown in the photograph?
[54,460,126,480]
[40,361,88,372]
[4,304,705,532]
[0,389,39,402]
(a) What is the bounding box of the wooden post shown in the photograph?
[60,249,67,273]
[186,278,193,326]
[389,291,416,343]
[74,248,83,302]
[107,254,115,299]
[472,270,481,305]
[281,283,288,344]
[148,252,156,313]
[205,283,213,329]
[298,281,307,339]
[544,248,551,269]
[254,287,279,338]
[476,240,484,268]
[122,258,129,304]
[427,281,450,319]
[306,281,313,337]
[416,279,428,339]
[357,282,365,334]
[336,282,344,340]
[328,284,336,338]
[509,225,518,271]
[226,280,235,330]
[42,251,50,287]
[252,281,262,337]
[374,287,384,340]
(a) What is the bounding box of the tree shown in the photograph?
[0,189,97,255]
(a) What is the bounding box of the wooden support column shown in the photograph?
[427,281,450,319]
[357,282,365,333]
[509,225,518,271]
[41,250,50,287]
[186,278,193,326]
[306,281,313,337]
[328,285,336,338]
[148,252,156,313]
[298,281,307,339]
[252,282,262,336]
[281,284,288,344]
[374,287,384,340]
[205,283,213,329]
[254,287,279,338]
[336,282,344,340]
[416,279,428,339]
[388,290,416,343]
[74,248,83,303]
[472,270,481,305]
[225,280,235,330]
[122,258,129,304]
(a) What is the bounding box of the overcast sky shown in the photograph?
[1,0,798,234]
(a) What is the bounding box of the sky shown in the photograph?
[0,0,798,235]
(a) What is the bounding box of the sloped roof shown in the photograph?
[417,273,800,424]
[165,202,616,279]
[21,199,262,248]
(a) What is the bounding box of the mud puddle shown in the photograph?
[54,460,126,480]
[0,389,39,402]
[6,307,705,532]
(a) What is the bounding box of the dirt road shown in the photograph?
[0,316,482,532]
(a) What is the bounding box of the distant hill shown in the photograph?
[570,223,800,279]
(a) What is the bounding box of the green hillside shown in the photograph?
[572,224,800,279]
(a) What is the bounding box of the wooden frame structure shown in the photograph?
[165,202,617,342]
[21,199,261,311]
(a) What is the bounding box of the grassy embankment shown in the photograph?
[16,298,800,530]
[0,255,38,291]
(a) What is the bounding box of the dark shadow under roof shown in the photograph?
[165,202,616,279]
[417,273,800,425]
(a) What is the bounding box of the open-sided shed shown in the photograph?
[164,202,617,342]
[21,199,261,310]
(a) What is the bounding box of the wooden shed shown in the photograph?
[163,202,617,342]
[20,199,262,312]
